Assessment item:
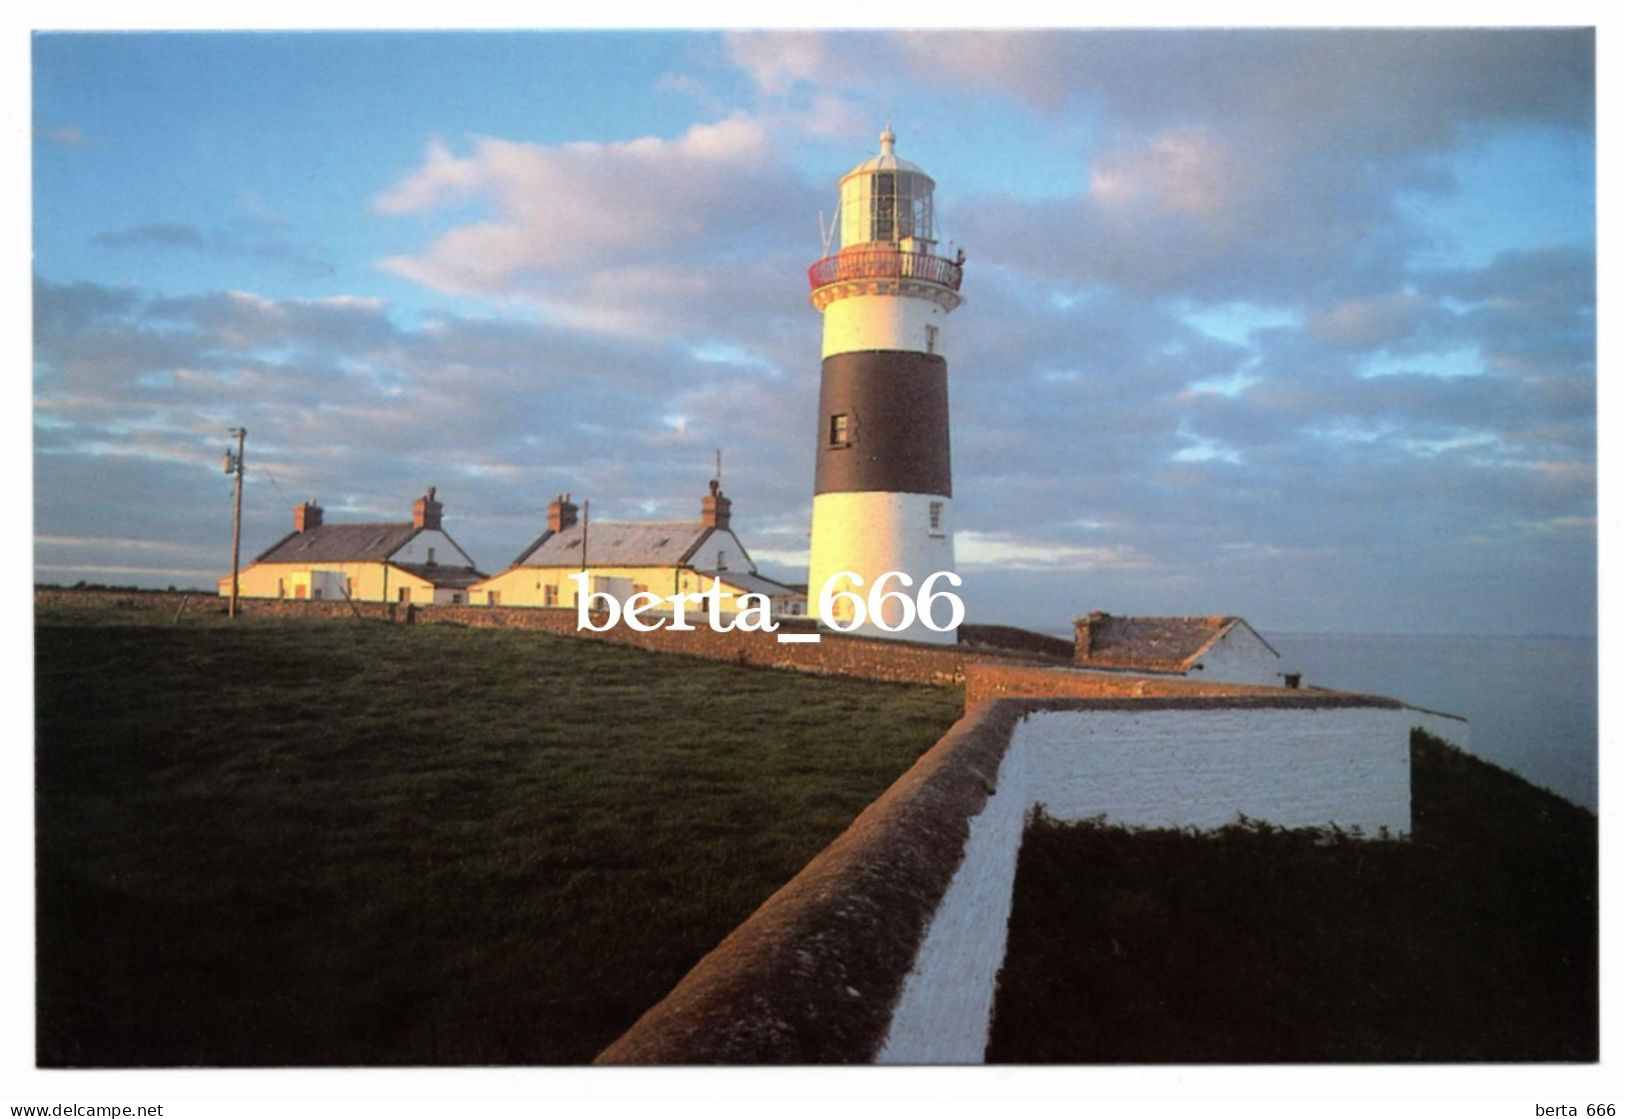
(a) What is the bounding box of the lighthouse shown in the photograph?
[806,126,965,643]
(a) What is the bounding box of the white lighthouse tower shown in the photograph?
[806,126,965,643]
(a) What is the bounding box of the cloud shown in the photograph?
[89,221,335,276]
[723,31,834,96]
[378,119,798,280]
[37,124,91,146]
[957,531,1153,572]
[1306,293,1431,350]
[895,29,1592,137]
[32,276,827,588]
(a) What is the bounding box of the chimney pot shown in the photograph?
[1074,611,1108,662]
[548,494,579,533]
[413,488,444,531]
[702,485,732,531]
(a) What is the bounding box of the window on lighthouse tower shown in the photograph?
[829,413,850,447]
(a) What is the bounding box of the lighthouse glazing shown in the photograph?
[806,127,965,643]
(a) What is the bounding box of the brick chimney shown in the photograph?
[1074,610,1110,662]
[548,492,579,533]
[701,479,732,531]
[294,499,323,533]
[413,486,443,531]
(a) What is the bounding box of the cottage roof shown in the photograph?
[514,520,719,568]
[694,570,803,598]
[255,522,421,564]
[1076,614,1279,673]
[392,563,486,590]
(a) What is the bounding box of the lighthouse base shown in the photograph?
[807,491,957,645]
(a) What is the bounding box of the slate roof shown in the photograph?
[1075,613,1279,673]
[514,520,715,568]
[392,563,486,590]
[255,522,420,564]
[694,570,803,598]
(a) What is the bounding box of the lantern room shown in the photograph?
[838,126,937,252]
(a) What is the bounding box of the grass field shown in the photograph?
[987,731,1599,1062]
[34,608,964,1065]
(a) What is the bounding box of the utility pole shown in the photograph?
[580,499,589,573]
[224,427,246,619]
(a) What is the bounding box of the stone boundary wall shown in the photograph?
[600,692,1445,1065]
[963,658,1312,705]
[33,587,398,622]
[40,589,1364,701]
[33,587,1040,689]
[595,700,1025,1063]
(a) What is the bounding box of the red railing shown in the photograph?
[807,248,964,293]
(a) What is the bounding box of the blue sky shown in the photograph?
[30,28,1597,635]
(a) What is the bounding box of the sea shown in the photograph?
[1270,632,1599,811]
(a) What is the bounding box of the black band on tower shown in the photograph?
[814,350,952,498]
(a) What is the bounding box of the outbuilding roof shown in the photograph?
[514,520,716,568]
[1075,613,1280,673]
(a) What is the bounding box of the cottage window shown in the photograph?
[398,587,412,604]
[427,547,436,565]
[544,583,559,607]
[451,593,463,605]
[488,590,501,606]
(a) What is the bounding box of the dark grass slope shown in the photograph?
[34,612,962,1065]
[987,731,1597,1062]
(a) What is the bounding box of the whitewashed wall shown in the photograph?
[1408,707,1471,751]
[878,737,1028,1064]
[879,699,1458,1064]
[1186,626,1283,686]
[1018,706,1411,834]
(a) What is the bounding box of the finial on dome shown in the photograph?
[880,121,896,155]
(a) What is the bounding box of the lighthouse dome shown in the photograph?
[839,125,933,185]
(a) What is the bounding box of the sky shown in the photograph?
[29,27,1598,636]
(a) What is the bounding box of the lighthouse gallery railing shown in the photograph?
[807,248,964,293]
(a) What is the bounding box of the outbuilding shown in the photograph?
[1073,611,1287,686]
